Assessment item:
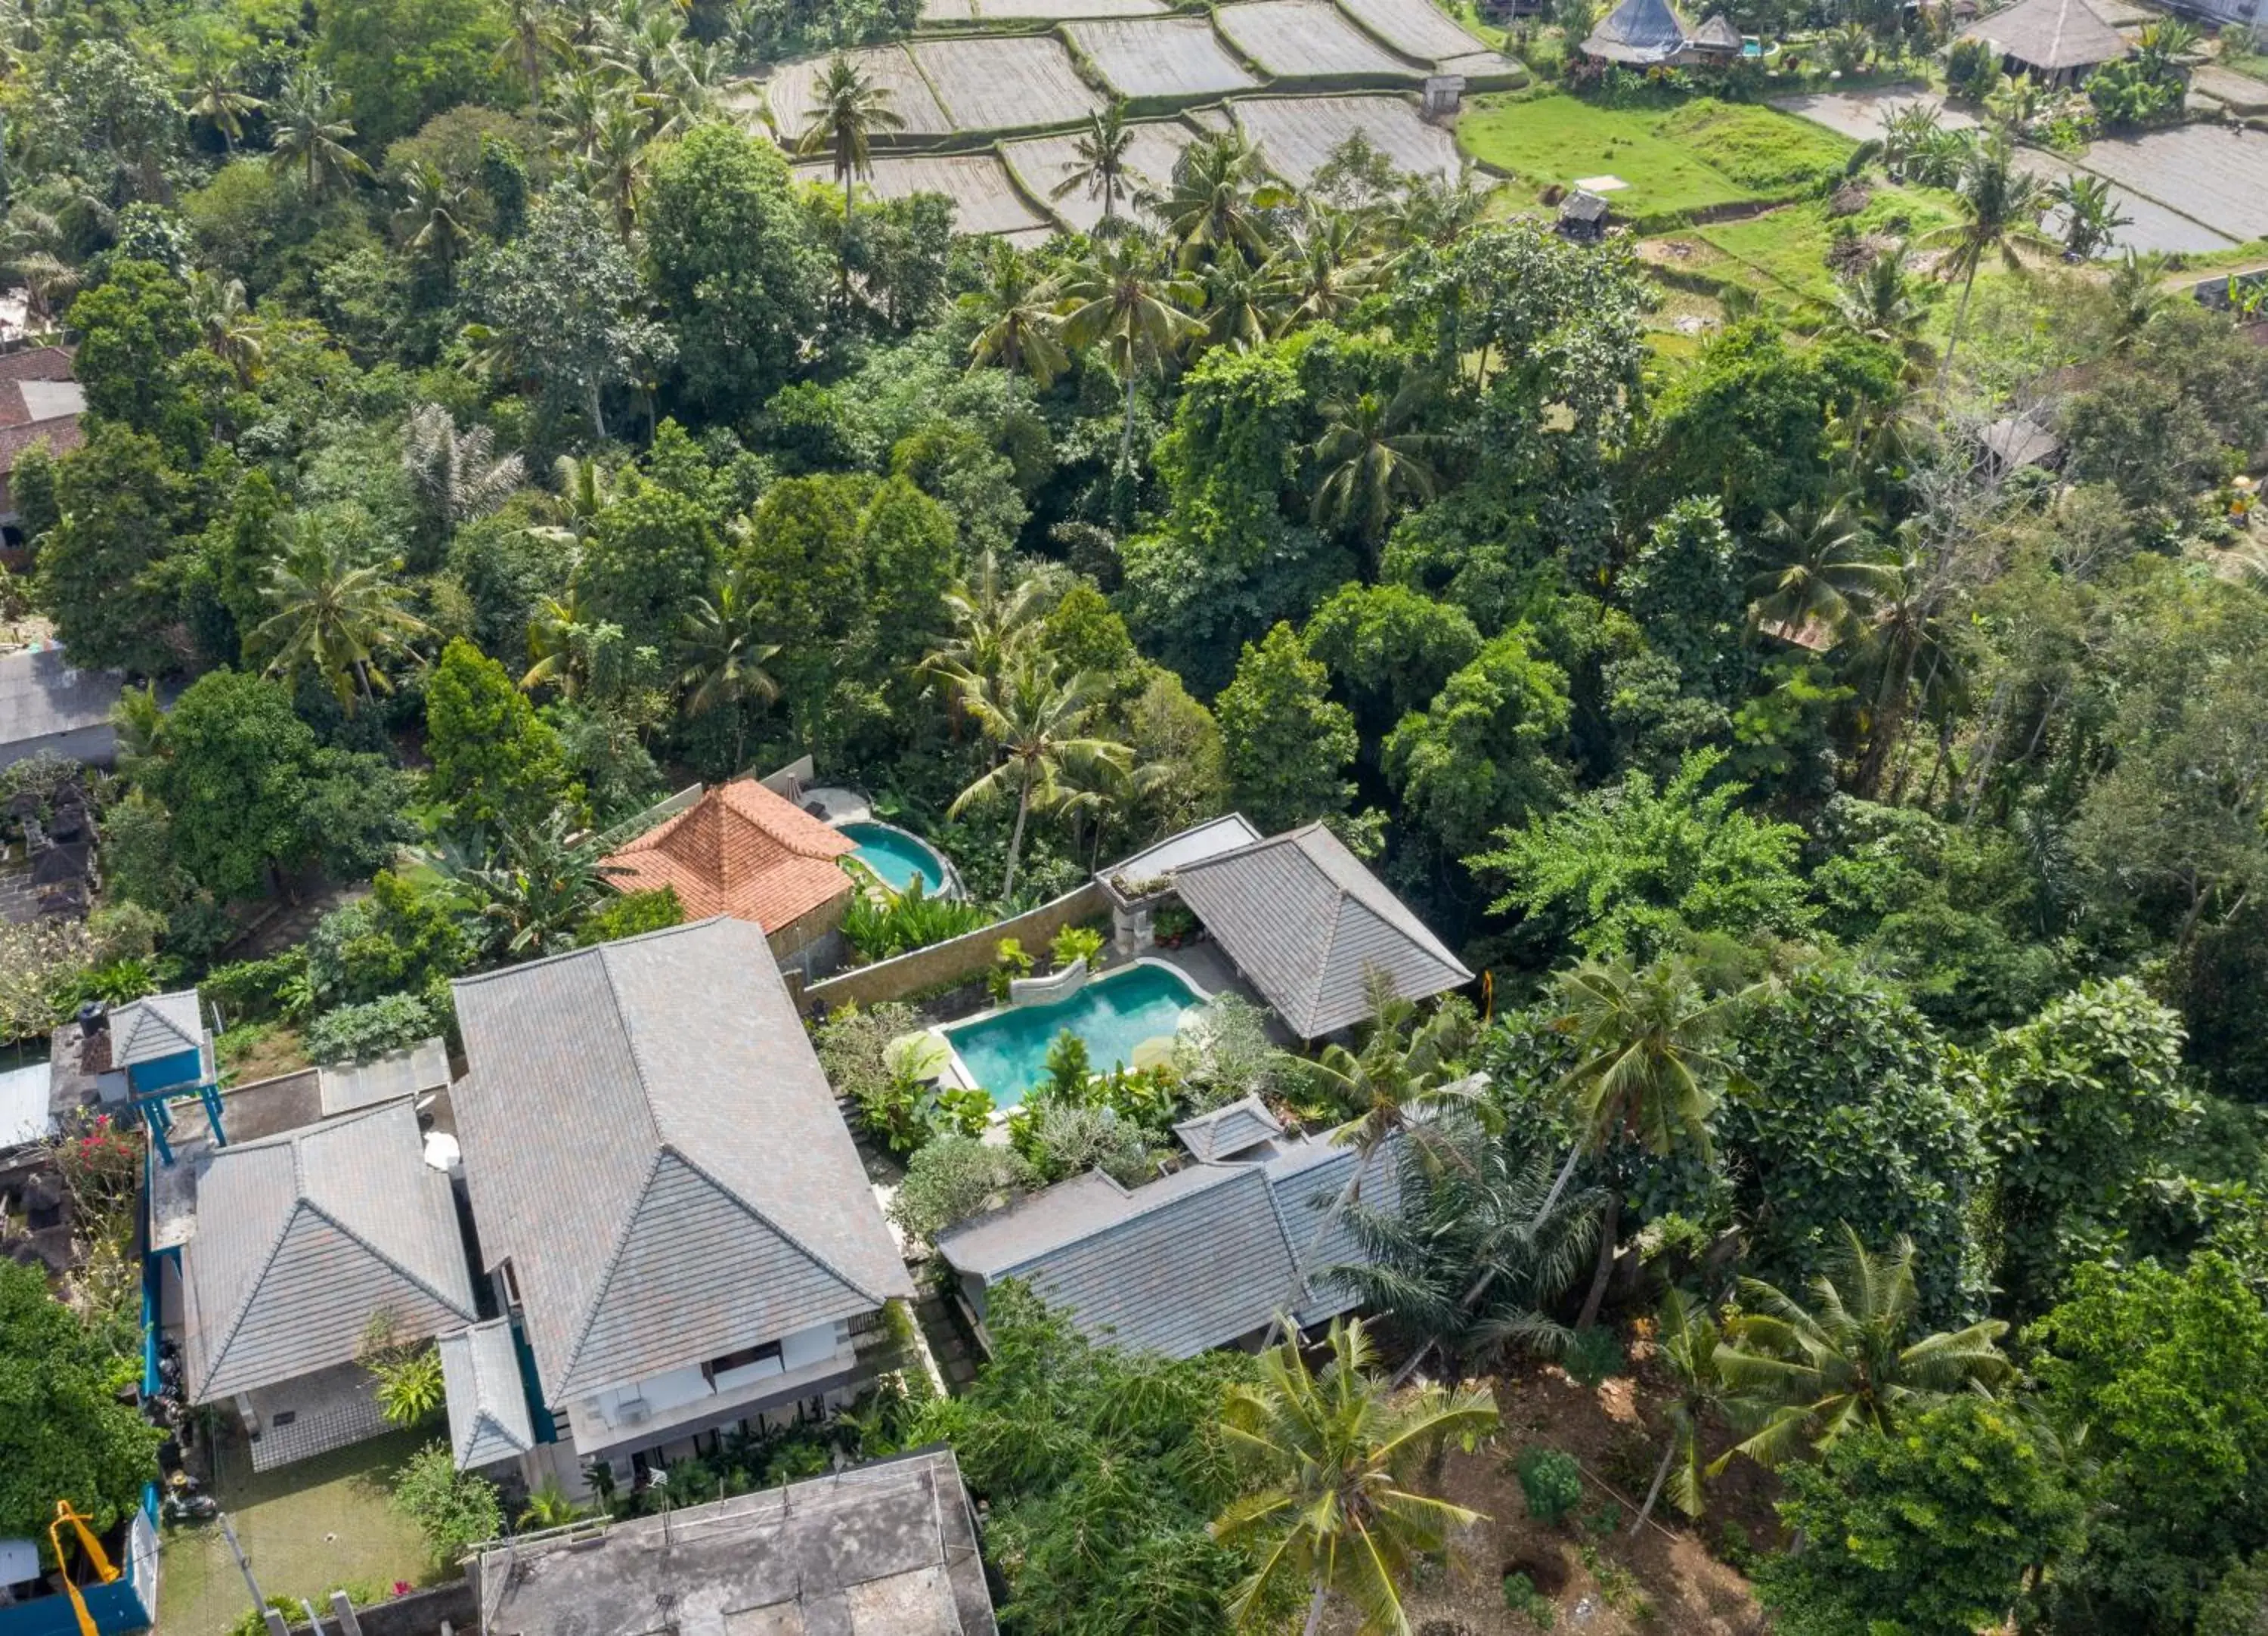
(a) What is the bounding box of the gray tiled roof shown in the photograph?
[0,647,119,751]
[439,1319,535,1469]
[111,990,202,1067]
[318,1036,451,1117]
[1170,825,1473,1038]
[182,1102,476,1402]
[1173,1095,1284,1161]
[1099,813,1265,901]
[938,1122,1413,1359]
[451,918,912,1402]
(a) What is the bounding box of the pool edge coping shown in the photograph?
[930,955,1215,1112]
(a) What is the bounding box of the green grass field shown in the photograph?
[1694,184,1958,306]
[1458,91,1854,226]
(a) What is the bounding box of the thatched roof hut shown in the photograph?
[1958,0,2130,82]
[1683,11,1743,53]
[1582,0,1693,64]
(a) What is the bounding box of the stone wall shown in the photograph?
[795,881,1109,1015]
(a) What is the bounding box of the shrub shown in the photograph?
[1563,1326,1625,1389]
[843,878,990,964]
[1040,1030,1092,1102]
[305,993,438,1064]
[815,1001,922,1108]
[988,937,1034,1002]
[203,949,314,1024]
[1172,993,1295,1111]
[1049,923,1105,971]
[890,1135,1035,1240]
[578,886,686,944]
[1944,37,1996,98]
[1023,1102,1152,1187]
[390,1442,503,1566]
[1514,1447,1585,1526]
[1503,1572,1556,1627]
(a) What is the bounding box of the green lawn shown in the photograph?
[1695,184,1959,307]
[1458,91,1854,227]
[159,1427,438,1636]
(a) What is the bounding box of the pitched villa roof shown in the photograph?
[1169,825,1473,1038]
[1173,1095,1284,1162]
[181,1102,476,1402]
[451,919,912,1401]
[1960,0,2130,70]
[438,1319,537,1469]
[936,1124,1409,1358]
[603,778,857,931]
[1583,0,1694,63]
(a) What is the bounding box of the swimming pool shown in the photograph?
[839,821,951,895]
[938,962,1208,1109]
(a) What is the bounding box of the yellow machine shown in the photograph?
[46,1501,119,1636]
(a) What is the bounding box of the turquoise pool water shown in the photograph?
[940,963,1205,1108]
[841,821,949,895]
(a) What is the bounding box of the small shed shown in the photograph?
[1679,11,1744,56]
[1979,412,2065,473]
[1958,0,2130,85]
[1559,189,1613,240]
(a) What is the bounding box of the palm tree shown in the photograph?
[0,206,82,328]
[395,161,475,280]
[547,67,613,160]
[962,240,1070,389]
[1380,165,1490,259]
[796,52,904,299]
[922,547,1051,702]
[1213,1317,1498,1636]
[1746,492,1895,649]
[1294,971,1490,1213]
[679,566,781,769]
[2051,172,2130,261]
[1984,71,2043,132]
[2104,246,2174,345]
[1340,1111,1603,1387]
[1147,129,1287,269]
[1052,99,1137,232]
[1714,1225,2012,1470]
[585,96,649,239]
[1055,231,1204,474]
[494,0,556,107]
[647,38,725,138]
[266,68,373,195]
[1922,134,2050,397]
[1198,246,1275,355]
[1631,1289,1731,1533]
[1878,102,1943,180]
[187,271,262,386]
[1309,386,1442,553]
[1269,205,1374,336]
[401,402,527,533]
[185,45,264,151]
[1845,544,1968,800]
[1540,957,1753,1328]
[948,656,1132,899]
[2133,17,2204,82]
[251,519,432,708]
[1831,247,1933,382]
[442,810,633,959]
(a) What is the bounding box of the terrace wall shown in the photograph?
[794,881,1109,1015]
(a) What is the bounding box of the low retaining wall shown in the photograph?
[797,882,1109,1015]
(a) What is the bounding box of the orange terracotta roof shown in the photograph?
[603,779,857,931]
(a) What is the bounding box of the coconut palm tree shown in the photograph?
[1340,1111,1603,1387]
[1294,971,1490,1213]
[1746,492,1895,649]
[0,206,82,328]
[266,68,373,195]
[1831,247,1933,382]
[922,547,1051,703]
[187,271,263,386]
[962,240,1069,389]
[401,402,527,534]
[1213,1317,1498,1636]
[679,565,780,769]
[1380,164,1490,259]
[1146,129,1287,269]
[2051,172,2130,261]
[251,519,432,709]
[1052,98,1137,232]
[1845,544,1969,800]
[1631,1289,1732,1532]
[948,655,1131,900]
[1269,204,1374,336]
[796,52,904,299]
[1309,386,1442,553]
[184,45,264,151]
[2104,246,2174,345]
[1714,1225,2013,1470]
[494,0,556,107]
[395,160,474,280]
[585,97,649,239]
[1055,230,1204,473]
[1922,134,2051,396]
[1539,957,1754,1329]
[1198,246,1275,355]
[547,67,613,160]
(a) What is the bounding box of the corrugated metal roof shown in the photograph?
[1173,1095,1284,1161]
[1170,825,1473,1038]
[0,1060,51,1148]
[181,1102,477,1402]
[450,919,912,1401]
[109,990,203,1067]
[439,1319,536,1469]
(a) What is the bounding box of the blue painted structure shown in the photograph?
[0,1513,159,1636]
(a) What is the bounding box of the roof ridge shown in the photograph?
[664,1145,893,1307]
[203,1185,306,1393]
[450,918,728,990]
[556,1145,669,1393]
[299,1191,476,1322]
[596,941,669,1145]
[993,1162,1269,1277]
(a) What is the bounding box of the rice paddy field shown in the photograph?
[1216,0,1421,79]
[1459,91,1850,224]
[1334,0,1495,64]
[1690,185,1957,305]
[1067,15,1263,99]
[2010,145,2236,255]
[950,0,1165,15]
[764,45,952,138]
[1002,120,1199,230]
[1233,93,1461,184]
[910,34,1105,129]
[2059,124,2268,246]
[795,152,1055,234]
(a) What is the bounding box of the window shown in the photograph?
[702,1341,782,1384]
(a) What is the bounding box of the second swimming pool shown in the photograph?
[839,820,951,895]
[937,962,1207,1109]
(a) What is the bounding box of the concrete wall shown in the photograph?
[276,1576,477,1636]
[796,881,1109,1015]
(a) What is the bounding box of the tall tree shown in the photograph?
[1052,99,1136,231]
[34,422,185,676]
[1631,1289,1732,1532]
[962,240,1069,389]
[265,67,374,196]
[1216,622,1358,835]
[949,656,1132,899]
[249,518,432,709]
[794,52,904,299]
[1924,134,2050,395]
[1148,129,1286,270]
[1308,385,1442,554]
[1745,491,1895,649]
[1213,1317,1498,1636]
[677,565,780,770]
[426,637,576,831]
[1056,230,1204,474]
[184,44,264,151]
